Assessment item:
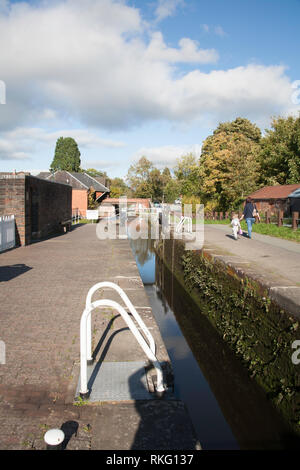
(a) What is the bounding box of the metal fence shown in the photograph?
[0,215,15,252]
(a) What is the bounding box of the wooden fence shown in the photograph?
[204,210,299,230]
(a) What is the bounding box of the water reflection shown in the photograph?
[129,234,156,285]
[129,235,296,450]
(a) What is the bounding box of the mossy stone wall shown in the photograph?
[155,238,300,436]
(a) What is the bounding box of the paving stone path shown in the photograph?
[0,224,199,450]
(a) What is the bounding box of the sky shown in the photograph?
[0,0,300,179]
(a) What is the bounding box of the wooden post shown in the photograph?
[277,210,283,227]
[225,212,228,220]
[219,211,223,220]
[292,211,299,231]
[265,210,270,224]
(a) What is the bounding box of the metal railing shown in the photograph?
[79,281,165,397]
[175,216,192,234]
[72,209,82,224]
[0,215,15,252]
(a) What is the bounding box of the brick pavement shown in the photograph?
[0,224,199,450]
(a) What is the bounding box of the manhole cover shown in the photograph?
[76,361,153,402]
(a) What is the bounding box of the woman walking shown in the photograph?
[240,197,260,239]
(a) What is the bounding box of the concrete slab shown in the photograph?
[75,361,153,402]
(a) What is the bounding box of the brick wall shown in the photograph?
[0,175,72,246]
[95,191,104,200]
[0,176,25,246]
[26,176,72,244]
[254,199,289,216]
[72,189,88,217]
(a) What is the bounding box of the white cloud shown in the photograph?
[0,137,31,160]
[132,144,202,168]
[214,25,226,37]
[0,0,298,136]
[201,24,210,33]
[201,24,227,37]
[0,127,126,161]
[153,0,185,23]
[83,159,120,170]
[146,32,218,64]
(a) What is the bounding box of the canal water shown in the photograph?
[129,234,294,450]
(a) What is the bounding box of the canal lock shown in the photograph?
[129,234,300,450]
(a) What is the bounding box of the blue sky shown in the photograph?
[0,0,299,178]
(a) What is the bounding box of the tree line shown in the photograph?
[50,114,300,212]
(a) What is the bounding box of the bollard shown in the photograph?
[292,211,299,231]
[44,429,65,450]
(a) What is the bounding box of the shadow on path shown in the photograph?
[0,264,32,282]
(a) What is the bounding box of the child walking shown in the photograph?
[231,213,242,240]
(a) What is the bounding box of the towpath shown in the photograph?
[0,224,199,450]
[186,223,300,319]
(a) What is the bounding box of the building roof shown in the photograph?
[68,172,109,192]
[288,188,300,198]
[248,184,300,200]
[42,171,110,193]
[36,171,51,179]
[102,198,151,204]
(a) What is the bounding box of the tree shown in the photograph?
[148,168,164,201]
[126,156,154,193]
[259,115,300,185]
[87,186,98,209]
[85,168,108,178]
[50,137,81,172]
[199,118,262,210]
[215,117,261,143]
[161,167,172,185]
[109,177,132,198]
[174,153,200,197]
[163,178,181,203]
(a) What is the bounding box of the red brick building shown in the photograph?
[100,198,151,216]
[247,184,300,216]
[37,171,110,217]
[0,174,72,246]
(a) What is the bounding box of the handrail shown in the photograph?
[79,299,165,397]
[85,281,156,363]
[175,216,192,233]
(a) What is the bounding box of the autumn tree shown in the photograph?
[126,156,154,193]
[109,177,132,198]
[126,156,169,201]
[199,118,262,210]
